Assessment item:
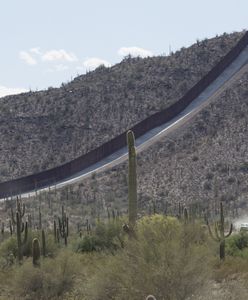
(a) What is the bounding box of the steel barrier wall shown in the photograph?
[1,32,248,198]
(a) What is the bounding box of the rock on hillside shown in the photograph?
[0,31,244,181]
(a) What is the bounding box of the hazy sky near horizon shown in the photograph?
[0,0,247,97]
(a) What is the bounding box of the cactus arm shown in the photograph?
[225,223,233,238]
[21,203,25,218]
[214,222,221,241]
[23,222,28,244]
[206,220,219,242]
[11,207,17,225]
[17,198,25,218]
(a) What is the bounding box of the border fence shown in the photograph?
[1,32,248,198]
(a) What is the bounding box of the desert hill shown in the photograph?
[0,31,244,182]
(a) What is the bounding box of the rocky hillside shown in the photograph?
[0,31,245,181]
[60,65,248,221]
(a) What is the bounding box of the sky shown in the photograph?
[0,0,247,97]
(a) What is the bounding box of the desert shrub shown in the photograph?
[0,231,58,265]
[85,214,212,300]
[94,220,125,250]
[74,220,125,253]
[226,232,248,258]
[0,236,18,260]
[213,256,248,282]
[74,235,99,252]
[40,233,59,257]
[14,250,80,299]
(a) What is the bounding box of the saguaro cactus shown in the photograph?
[11,197,25,228]
[58,205,69,246]
[11,198,28,262]
[183,207,189,224]
[207,202,233,260]
[1,222,4,236]
[38,206,42,230]
[127,130,137,227]
[32,238,41,267]
[54,220,57,243]
[41,229,46,257]
[9,220,13,235]
[16,212,28,262]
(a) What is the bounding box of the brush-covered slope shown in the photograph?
[0,31,244,181]
[67,67,248,218]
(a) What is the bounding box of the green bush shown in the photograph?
[0,236,18,261]
[13,250,80,299]
[226,232,248,258]
[74,235,99,252]
[0,231,58,265]
[74,220,125,253]
[85,214,212,300]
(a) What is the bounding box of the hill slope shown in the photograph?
[0,31,244,181]
[66,65,248,219]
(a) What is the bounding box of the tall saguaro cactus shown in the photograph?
[41,229,46,257]
[11,197,25,228]
[11,197,28,262]
[16,212,28,262]
[127,130,137,227]
[207,202,233,260]
[58,205,69,246]
[32,238,41,267]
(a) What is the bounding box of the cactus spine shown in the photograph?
[207,202,233,260]
[127,130,137,227]
[32,238,41,267]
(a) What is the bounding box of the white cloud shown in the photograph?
[29,47,42,55]
[42,49,78,62]
[118,46,153,58]
[0,85,28,98]
[19,51,37,65]
[83,57,111,70]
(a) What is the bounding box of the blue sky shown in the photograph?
[0,0,247,97]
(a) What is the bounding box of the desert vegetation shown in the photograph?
[0,131,248,299]
[0,31,247,299]
[1,209,248,300]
